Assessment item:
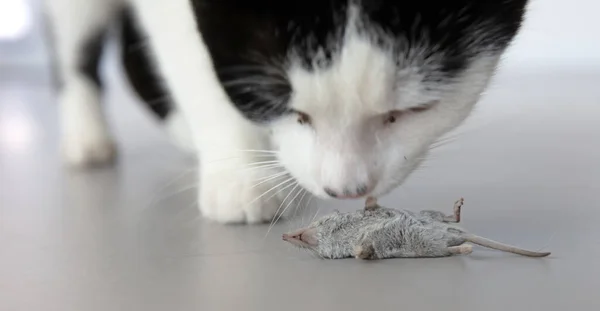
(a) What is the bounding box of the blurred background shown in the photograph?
[3,0,600,70]
[1,1,599,311]
[1,0,599,186]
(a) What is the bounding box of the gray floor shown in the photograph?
[1,63,600,311]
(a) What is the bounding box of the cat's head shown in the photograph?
[195,0,528,198]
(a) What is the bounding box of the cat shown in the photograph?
[45,0,529,223]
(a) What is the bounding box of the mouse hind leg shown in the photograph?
[447,244,473,255]
[441,197,464,223]
[419,198,464,223]
[447,235,472,255]
[445,197,464,223]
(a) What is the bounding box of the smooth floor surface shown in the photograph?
[1,64,600,311]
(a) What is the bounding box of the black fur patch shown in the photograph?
[78,29,106,88]
[45,12,107,90]
[191,0,350,123]
[121,9,172,119]
[359,0,528,76]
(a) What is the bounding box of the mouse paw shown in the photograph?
[354,242,376,260]
[199,157,299,224]
[454,197,464,211]
[453,197,464,222]
[448,243,472,255]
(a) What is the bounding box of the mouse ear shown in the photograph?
[353,239,376,260]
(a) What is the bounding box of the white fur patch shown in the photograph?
[272,5,501,199]
[45,0,122,166]
[130,0,296,223]
[60,76,116,166]
[164,109,195,154]
[49,0,509,222]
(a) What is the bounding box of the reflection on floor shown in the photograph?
[1,64,600,310]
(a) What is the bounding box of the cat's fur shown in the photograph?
[45,0,529,223]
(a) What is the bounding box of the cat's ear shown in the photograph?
[353,239,377,260]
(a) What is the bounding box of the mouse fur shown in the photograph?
[283,198,551,260]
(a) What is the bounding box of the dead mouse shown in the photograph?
[282,198,551,260]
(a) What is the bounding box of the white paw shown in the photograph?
[63,131,117,167]
[60,78,117,167]
[164,110,196,155]
[199,159,302,224]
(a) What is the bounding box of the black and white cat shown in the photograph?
[45,0,528,223]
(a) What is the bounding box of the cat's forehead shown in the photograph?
[193,0,527,121]
[195,0,526,71]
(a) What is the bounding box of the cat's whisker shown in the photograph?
[222,77,288,88]
[262,177,298,203]
[229,149,279,154]
[238,163,283,173]
[255,170,289,182]
[245,160,281,167]
[266,185,304,237]
[292,190,308,220]
[219,64,285,76]
[303,194,316,225]
[430,134,461,150]
[154,184,198,202]
[201,163,282,176]
[265,182,300,238]
[200,146,280,159]
[205,154,277,164]
[244,177,296,208]
[291,191,313,230]
[309,205,322,224]
[158,167,197,190]
[146,167,199,207]
[237,159,282,171]
[251,171,289,189]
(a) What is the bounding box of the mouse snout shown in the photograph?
[282,228,318,246]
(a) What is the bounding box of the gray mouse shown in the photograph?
[282,198,551,260]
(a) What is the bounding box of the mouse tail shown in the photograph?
[463,234,551,257]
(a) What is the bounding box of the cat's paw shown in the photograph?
[62,130,117,167]
[199,160,298,224]
[60,80,117,167]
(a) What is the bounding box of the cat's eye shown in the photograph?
[385,114,397,124]
[297,111,311,125]
[409,100,439,113]
[409,105,431,113]
[383,101,438,125]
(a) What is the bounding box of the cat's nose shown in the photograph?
[324,184,370,199]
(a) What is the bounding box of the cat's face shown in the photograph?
[194,0,528,199]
